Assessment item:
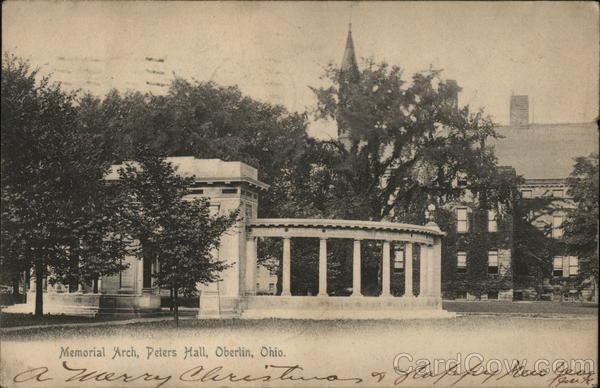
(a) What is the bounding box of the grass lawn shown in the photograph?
[443,300,598,315]
[0,314,596,341]
[0,312,139,328]
[1,300,596,330]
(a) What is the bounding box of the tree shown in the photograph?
[296,60,513,293]
[562,153,599,301]
[1,53,127,315]
[117,150,238,322]
[311,59,506,222]
[512,196,559,298]
[76,79,310,219]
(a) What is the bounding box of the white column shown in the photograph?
[404,242,413,297]
[351,239,362,297]
[427,244,435,297]
[433,237,442,299]
[281,237,291,296]
[381,241,391,297]
[136,257,143,294]
[245,237,257,295]
[318,238,328,297]
[419,244,429,297]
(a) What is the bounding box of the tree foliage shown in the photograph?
[310,59,511,222]
[116,150,238,321]
[76,79,310,219]
[1,53,128,315]
[563,153,599,295]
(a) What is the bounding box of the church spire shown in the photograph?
[340,23,358,74]
[337,23,359,149]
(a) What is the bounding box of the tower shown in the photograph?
[337,24,360,149]
[340,23,359,77]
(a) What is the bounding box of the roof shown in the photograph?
[520,178,567,187]
[249,218,445,237]
[490,122,598,179]
[106,157,270,190]
[340,25,358,74]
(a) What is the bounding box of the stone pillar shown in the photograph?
[318,238,328,296]
[351,239,362,297]
[281,237,291,296]
[427,244,435,297]
[381,241,391,297]
[136,257,143,294]
[404,242,414,297]
[245,236,257,295]
[433,237,442,299]
[419,244,429,297]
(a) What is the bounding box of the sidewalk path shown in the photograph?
[1,314,196,334]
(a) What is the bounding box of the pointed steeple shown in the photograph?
[337,22,359,150]
[340,23,358,74]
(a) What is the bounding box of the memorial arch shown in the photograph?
[222,219,451,319]
[21,157,452,319]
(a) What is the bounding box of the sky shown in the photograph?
[3,1,598,139]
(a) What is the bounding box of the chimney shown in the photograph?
[510,95,529,128]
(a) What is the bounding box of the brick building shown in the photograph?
[492,112,597,301]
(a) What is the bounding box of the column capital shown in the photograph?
[319,237,328,241]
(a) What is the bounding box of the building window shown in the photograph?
[552,215,564,238]
[393,250,404,273]
[457,252,467,273]
[552,189,563,198]
[553,256,563,277]
[245,204,253,220]
[488,291,499,300]
[222,188,238,194]
[522,190,532,199]
[457,208,469,233]
[457,172,468,187]
[488,209,498,232]
[488,251,498,274]
[568,256,579,276]
[256,283,260,290]
[269,283,275,293]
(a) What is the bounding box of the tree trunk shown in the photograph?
[12,274,20,301]
[35,262,44,317]
[173,285,179,326]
